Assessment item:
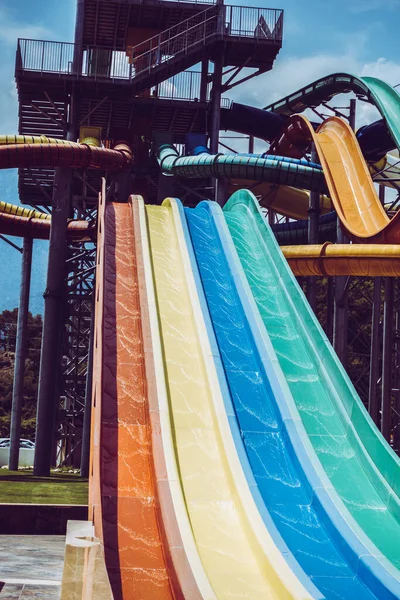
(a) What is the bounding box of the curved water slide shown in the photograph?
[264,73,400,152]
[271,115,400,243]
[224,189,400,578]
[185,200,400,600]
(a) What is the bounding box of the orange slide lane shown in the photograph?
[271,115,400,243]
[90,194,181,599]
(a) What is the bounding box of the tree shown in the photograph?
[0,309,43,439]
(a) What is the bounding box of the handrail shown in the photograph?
[127,6,220,78]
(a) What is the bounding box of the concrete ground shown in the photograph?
[0,535,64,599]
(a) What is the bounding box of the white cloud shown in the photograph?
[348,0,400,13]
[225,52,400,131]
[0,8,52,46]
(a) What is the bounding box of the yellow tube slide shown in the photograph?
[145,198,312,600]
[282,243,400,277]
[0,200,50,220]
[0,135,67,145]
[231,180,332,220]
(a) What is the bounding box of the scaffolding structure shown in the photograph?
[9,0,400,475]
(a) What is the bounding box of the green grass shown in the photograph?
[0,469,88,504]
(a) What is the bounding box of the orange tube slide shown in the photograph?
[282,243,400,277]
[271,115,400,243]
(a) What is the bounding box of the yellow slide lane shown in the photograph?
[145,199,312,600]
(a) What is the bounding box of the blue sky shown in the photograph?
[0,0,399,313]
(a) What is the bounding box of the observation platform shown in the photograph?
[15,0,283,206]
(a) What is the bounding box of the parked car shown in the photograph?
[0,438,35,449]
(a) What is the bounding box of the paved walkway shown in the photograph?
[0,535,64,599]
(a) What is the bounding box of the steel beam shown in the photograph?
[9,237,33,471]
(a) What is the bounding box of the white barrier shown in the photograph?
[0,448,34,468]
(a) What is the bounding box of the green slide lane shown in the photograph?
[224,189,400,571]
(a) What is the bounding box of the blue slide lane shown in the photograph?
[184,200,393,600]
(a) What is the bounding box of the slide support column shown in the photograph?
[307,144,319,312]
[34,167,73,476]
[9,237,33,471]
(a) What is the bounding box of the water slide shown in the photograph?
[185,200,399,600]
[264,74,400,159]
[272,115,400,243]
[91,190,321,598]
[224,188,400,579]
[89,187,400,599]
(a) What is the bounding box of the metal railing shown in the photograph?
[127,5,220,78]
[155,70,230,106]
[225,6,283,40]
[16,6,283,80]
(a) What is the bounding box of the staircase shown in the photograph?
[126,5,222,94]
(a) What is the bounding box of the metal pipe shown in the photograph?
[34,168,72,476]
[381,277,394,441]
[368,277,381,425]
[8,237,33,471]
[80,296,95,478]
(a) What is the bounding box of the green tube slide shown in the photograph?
[224,189,400,573]
[157,144,327,194]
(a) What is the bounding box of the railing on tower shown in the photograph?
[16,5,283,79]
